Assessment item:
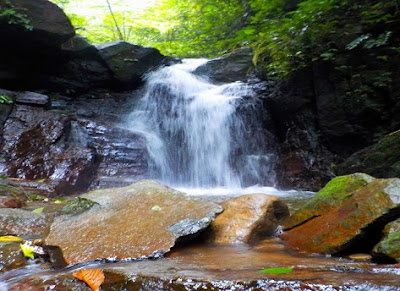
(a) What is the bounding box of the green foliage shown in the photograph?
[0,0,32,30]
[50,0,400,78]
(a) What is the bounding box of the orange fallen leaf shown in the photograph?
[73,268,105,291]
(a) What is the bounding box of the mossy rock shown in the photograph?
[283,173,373,229]
[337,130,400,179]
[57,197,99,216]
[374,219,400,262]
[281,177,400,254]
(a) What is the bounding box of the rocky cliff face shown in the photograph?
[0,0,398,193]
[0,0,170,195]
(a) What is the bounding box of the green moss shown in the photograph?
[58,197,98,216]
[375,219,400,261]
[376,231,400,260]
[283,173,372,229]
[312,174,371,203]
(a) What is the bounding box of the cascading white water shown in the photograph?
[126,59,273,190]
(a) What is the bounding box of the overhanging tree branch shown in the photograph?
[105,0,124,40]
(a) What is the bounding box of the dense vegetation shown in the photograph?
[2,0,398,79]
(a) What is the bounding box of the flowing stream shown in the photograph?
[126,59,275,193]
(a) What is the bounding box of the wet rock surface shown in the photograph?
[206,194,289,244]
[0,242,29,273]
[5,239,400,290]
[0,89,149,195]
[283,173,373,230]
[193,48,254,83]
[281,174,400,255]
[0,208,49,238]
[45,180,223,264]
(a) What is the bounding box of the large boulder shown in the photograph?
[0,0,75,49]
[283,173,373,229]
[281,174,400,254]
[193,48,254,83]
[96,41,168,89]
[0,0,75,89]
[337,130,400,179]
[45,180,223,264]
[206,194,289,244]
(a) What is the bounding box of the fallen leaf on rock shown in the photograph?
[20,242,34,259]
[32,207,44,214]
[0,235,24,242]
[259,267,294,274]
[73,268,105,291]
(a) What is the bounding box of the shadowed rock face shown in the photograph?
[337,130,400,179]
[281,174,400,255]
[45,180,223,264]
[206,194,289,244]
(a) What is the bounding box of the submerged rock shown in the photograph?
[374,218,400,262]
[45,180,222,264]
[0,242,29,272]
[281,174,400,254]
[206,194,289,244]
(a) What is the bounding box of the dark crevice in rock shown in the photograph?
[283,215,321,231]
[334,206,400,260]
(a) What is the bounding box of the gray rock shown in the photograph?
[0,208,49,237]
[193,48,254,83]
[15,92,49,106]
[97,41,166,87]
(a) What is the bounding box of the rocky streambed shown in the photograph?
[0,176,399,290]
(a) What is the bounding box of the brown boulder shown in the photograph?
[206,194,289,244]
[45,180,222,264]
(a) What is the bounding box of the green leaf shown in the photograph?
[32,207,44,214]
[20,243,35,259]
[0,95,13,104]
[54,198,68,204]
[36,178,46,183]
[259,267,293,274]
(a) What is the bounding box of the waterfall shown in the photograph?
[125,59,275,190]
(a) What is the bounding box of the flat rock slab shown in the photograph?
[206,194,289,244]
[45,180,222,264]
